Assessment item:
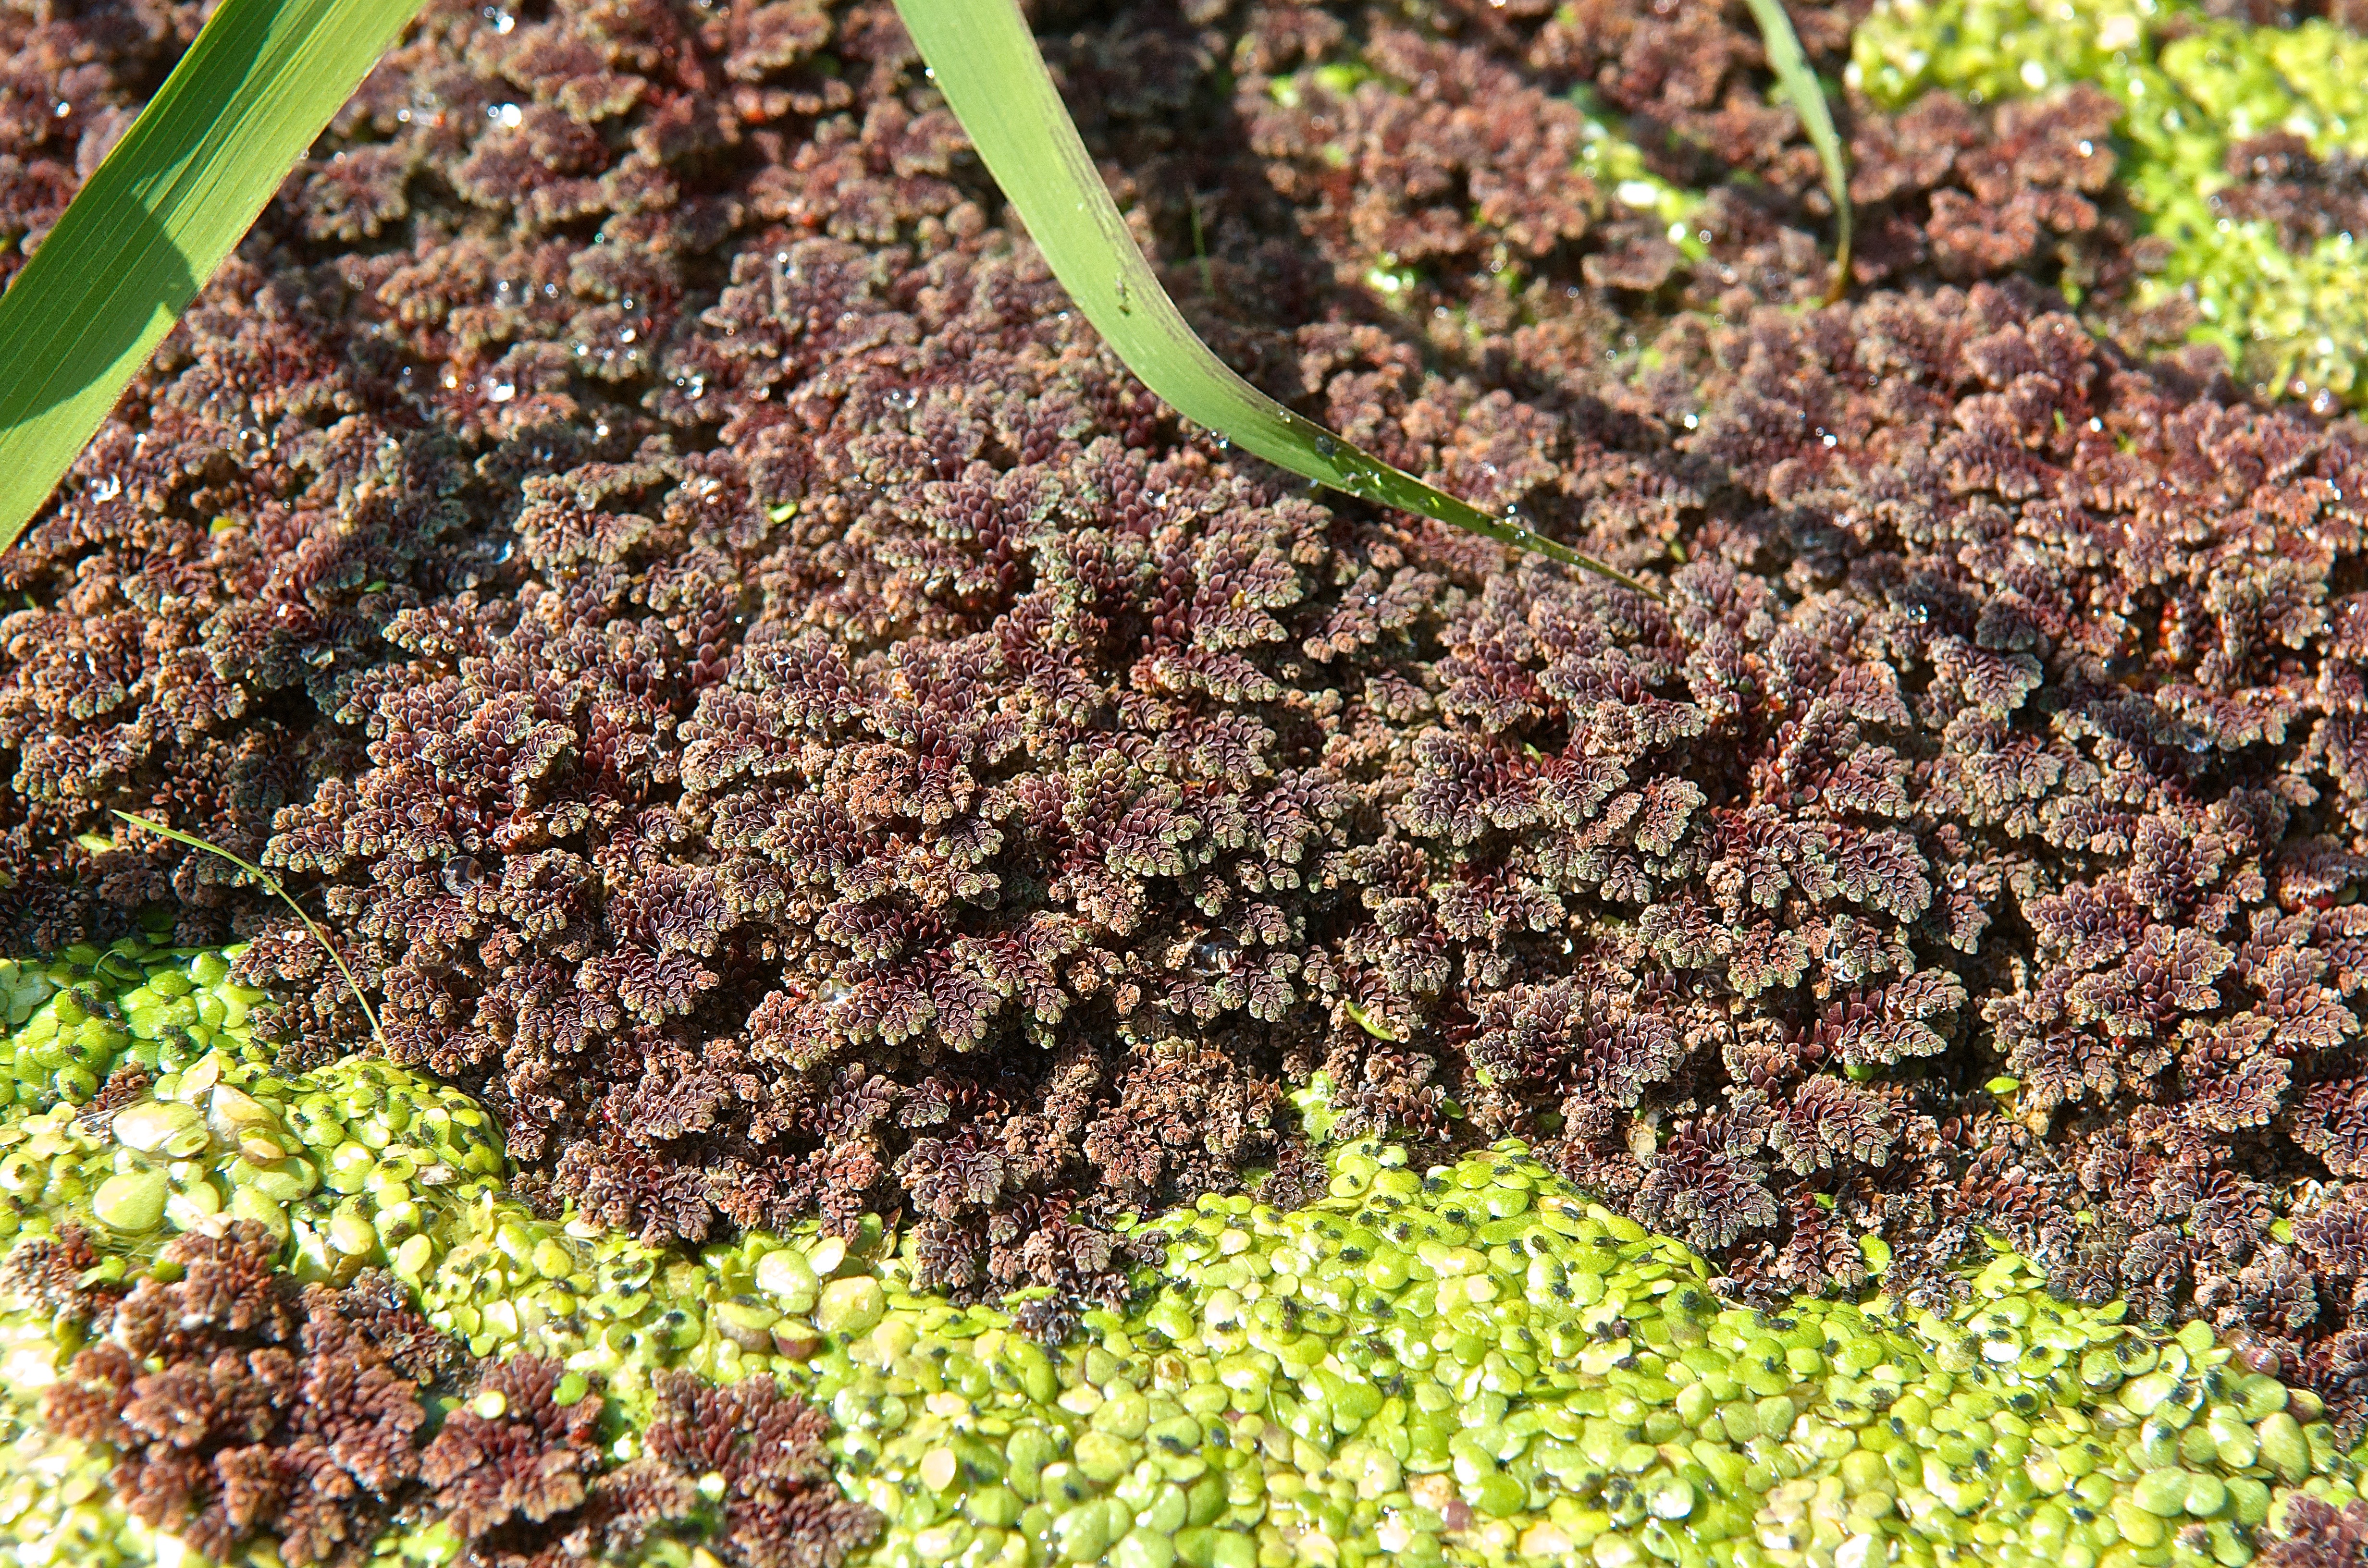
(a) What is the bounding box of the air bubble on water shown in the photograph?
[1190,934,1240,976]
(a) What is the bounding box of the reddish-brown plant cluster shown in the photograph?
[417,1356,610,1561]
[33,1226,867,1568]
[599,1369,880,1568]
[405,1357,873,1568]
[2264,1493,2368,1568]
[2215,131,2368,255]
[1235,0,2139,331]
[17,0,2368,1422]
[42,1225,463,1566]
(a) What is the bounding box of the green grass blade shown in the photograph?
[0,0,421,544]
[1743,0,1853,302]
[113,810,386,1050]
[892,0,1659,597]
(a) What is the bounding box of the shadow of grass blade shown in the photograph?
[890,0,1659,598]
[0,0,422,545]
[1744,0,1852,303]
[113,809,386,1051]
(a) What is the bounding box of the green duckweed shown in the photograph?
[1853,0,2368,404]
[808,1137,2366,1568]
[4,947,2368,1568]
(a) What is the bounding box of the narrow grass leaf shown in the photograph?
[1743,0,1853,301]
[0,0,421,545]
[891,0,1659,597]
[113,810,385,1050]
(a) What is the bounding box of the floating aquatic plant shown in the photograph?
[8,946,2368,1568]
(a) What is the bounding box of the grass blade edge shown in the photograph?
[891,0,1662,599]
[113,809,385,1052]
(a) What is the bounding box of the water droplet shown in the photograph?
[443,856,484,895]
[1313,435,1338,460]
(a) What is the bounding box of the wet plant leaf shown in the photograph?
[1744,0,1853,300]
[891,0,1659,596]
[0,0,420,544]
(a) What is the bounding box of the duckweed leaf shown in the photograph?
[0,0,421,544]
[890,0,1659,596]
[1744,0,1853,300]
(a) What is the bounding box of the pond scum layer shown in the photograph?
[32,0,2368,1563]
[5,943,2368,1568]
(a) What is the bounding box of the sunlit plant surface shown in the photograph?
[12,2,2368,1568]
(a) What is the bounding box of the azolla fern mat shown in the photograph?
[4,943,2367,1568]
[20,0,2368,1565]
